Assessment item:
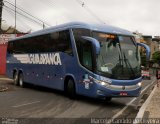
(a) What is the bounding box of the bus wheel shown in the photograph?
[105,97,112,102]
[13,72,19,86]
[67,79,76,99]
[19,73,25,88]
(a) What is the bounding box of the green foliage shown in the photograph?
[140,50,147,66]
[141,55,147,66]
[152,51,160,63]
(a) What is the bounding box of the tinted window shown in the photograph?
[75,38,93,70]
[8,30,72,54]
[73,28,91,40]
[81,41,93,70]
[57,30,72,54]
[73,29,93,70]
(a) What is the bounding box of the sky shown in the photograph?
[2,0,160,36]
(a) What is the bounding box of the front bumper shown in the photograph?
[95,83,141,98]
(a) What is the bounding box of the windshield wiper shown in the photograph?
[123,52,136,77]
[117,43,123,66]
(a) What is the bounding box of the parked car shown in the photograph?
[141,66,151,80]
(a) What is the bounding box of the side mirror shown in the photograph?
[137,42,150,60]
[81,36,100,55]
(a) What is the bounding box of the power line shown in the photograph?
[3,0,51,27]
[3,5,45,27]
[4,5,42,26]
[75,0,105,24]
[3,7,32,31]
[40,0,57,9]
[39,0,73,24]
[4,1,51,26]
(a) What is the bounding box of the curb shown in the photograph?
[0,78,13,81]
[0,86,9,92]
[133,84,157,124]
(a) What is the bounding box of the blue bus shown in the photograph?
[6,22,150,100]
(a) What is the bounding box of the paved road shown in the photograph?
[0,77,156,124]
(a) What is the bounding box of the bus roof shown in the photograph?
[10,22,133,41]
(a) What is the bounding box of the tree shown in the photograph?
[152,51,160,64]
[140,50,147,66]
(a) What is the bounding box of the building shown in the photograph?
[152,36,160,50]
[0,27,27,75]
[134,31,160,60]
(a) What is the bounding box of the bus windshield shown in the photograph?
[93,32,141,80]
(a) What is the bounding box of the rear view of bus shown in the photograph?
[6,22,150,101]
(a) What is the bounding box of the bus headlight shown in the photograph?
[100,81,106,86]
[100,81,110,87]
[92,77,110,87]
[137,82,142,87]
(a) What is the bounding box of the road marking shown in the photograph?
[111,78,156,120]
[133,84,157,124]
[12,101,40,108]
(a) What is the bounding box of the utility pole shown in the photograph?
[15,0,16,34]
[0,0,4,33]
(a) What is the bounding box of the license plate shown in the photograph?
[120,92,128,96]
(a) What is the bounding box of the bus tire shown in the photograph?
[13,72,19,86]
[19,73,25,88]
[67,79,76,99]
[105,97,112,102]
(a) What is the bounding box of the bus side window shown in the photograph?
[50,30,73,55]
[81,41,93,70]
[82,43,92,70]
